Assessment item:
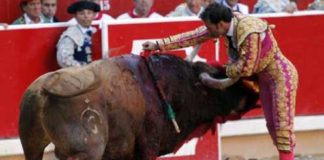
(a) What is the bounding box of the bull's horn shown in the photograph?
[42,68,100,97]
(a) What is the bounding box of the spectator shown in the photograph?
[0,23,8,29]
[218,0,249,14]
[12,0,43,24]
[167,0,205,17]
[90,0,114,20]
[253,0,298,13]
[308,0,324,10]
[117,0,163,19]
[68,0,114,24]
[203,0,214,7]
[41,0,59,23]
[56,1,100,68]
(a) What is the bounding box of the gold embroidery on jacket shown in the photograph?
[235,16,268,48]
[157,26,211,50]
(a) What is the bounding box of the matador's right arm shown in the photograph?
[156,26,213,51]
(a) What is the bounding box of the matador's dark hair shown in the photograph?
[200,2,233,24]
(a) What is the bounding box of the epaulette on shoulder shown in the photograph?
[236,16,268,47]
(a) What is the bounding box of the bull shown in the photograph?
[19,54,259,160]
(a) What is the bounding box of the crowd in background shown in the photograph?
[1,0,324,26]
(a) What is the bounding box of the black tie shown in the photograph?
[86,30,93,36]
[227,36,234,49]
[226,36,239,61]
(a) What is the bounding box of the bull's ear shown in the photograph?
[42,68,100,97]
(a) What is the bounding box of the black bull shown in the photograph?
[19,54,259,160]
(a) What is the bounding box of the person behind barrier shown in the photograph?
[308,0,324,10]
[56,1,99,68]
[203,0,214,7]
[68,0,114,24]
[13,0,43,24]
[41,0,59,23]
[0,23,8,29]
[217,0,249,14]
[167,0,205,17]
[142,3,298,160]
[89,0,114,20]
[253,0,298,13]
[117,0,163,19]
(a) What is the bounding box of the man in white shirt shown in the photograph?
[167,0,205,17]
[57,1,100,68]
[217,0,249,14]
[117,0,163,19]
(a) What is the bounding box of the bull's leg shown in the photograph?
[134,134,159,160]
[19,108,50,160]
[102,127,136,160]
[102,137,136,160]
[133,111,164,160]
[55,149,93,160]
[20,133,50,160]
[19,93,50,160]
[54,149,65,160]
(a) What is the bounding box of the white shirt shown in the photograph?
[41,14,54,23]
[79,25,93,34]
[167,3,205,17]
[117,9,163,20]
[100,14,115,21]
[68,13,114,24]
[253,0,296,13]
[23,13,44,24]
[226,18,237,48]
[220,0,249,14]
